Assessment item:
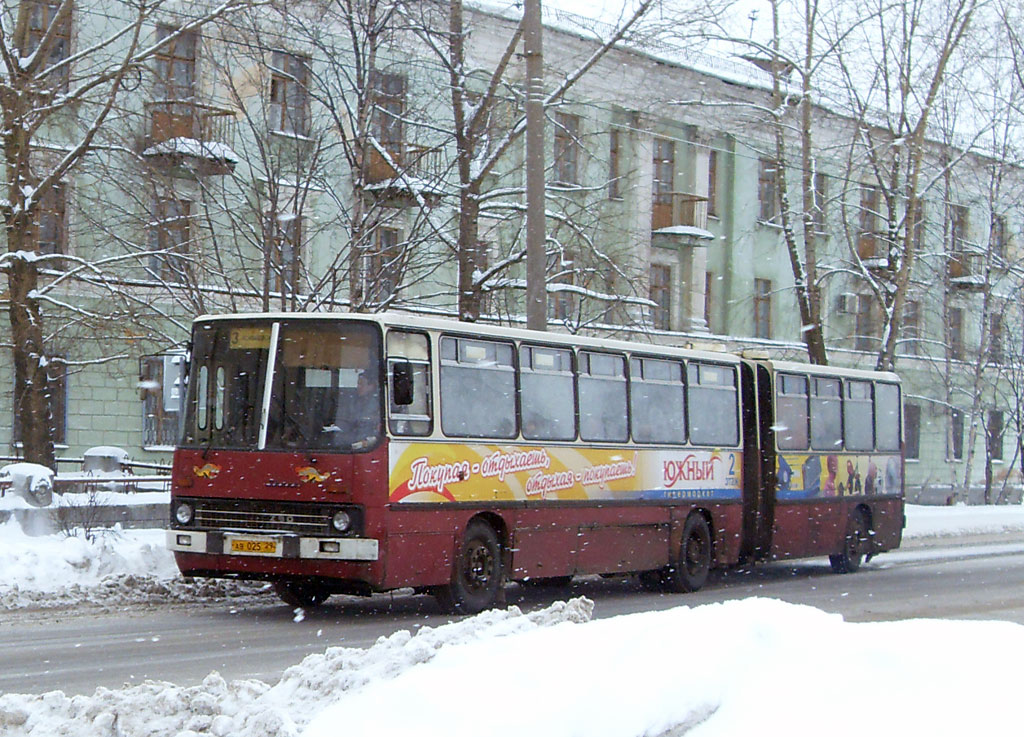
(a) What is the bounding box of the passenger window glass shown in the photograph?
[811,377,842,450]
[520,345,575,441]
[875,383,901,451]
[687,363,738,446]
[844,380,874,451]
[776,374,808,450]
[440,336,516,438]
[630,357,685,444]
[578,351,627,442]
[388,331,432,437]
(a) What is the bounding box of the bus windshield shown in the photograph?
[182,320,382,451]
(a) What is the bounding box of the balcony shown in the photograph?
[948,249,986,290]
[361,144,446,206]
[141,100,237,176]
[652,192,709,232]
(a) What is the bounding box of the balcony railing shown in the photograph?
[145,100,235,148]
[362,144,446,184]
[948,249,985,288]
[652,192,708,231]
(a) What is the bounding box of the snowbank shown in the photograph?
[2,597,1022,737]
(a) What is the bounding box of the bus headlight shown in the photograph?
[331,510,352,533]
[174,502,194,525]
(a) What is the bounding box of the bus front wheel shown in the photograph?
[830,510,869,574]
[435,520,504,614]
[661,513,712,593]
[274,580,331,608]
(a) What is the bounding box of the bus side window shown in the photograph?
[687,363,739,446]
[440,336,516,439]
[520,345,575,441]
[387,331,432,436]
[578,351,627,442]
[630,357,685,444]
[875,383,901,451]
[776,373,809,450]
[844,380,874,451]
[810,377,842,450]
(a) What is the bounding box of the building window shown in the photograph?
[858,184,880,259]
[652,137,675,228]
[901,299,920,356]
[548,250,575,322]
[757,158,779,223]
[154,25,197,101]
[365,227,402,304]
[608,129,621,199]
[707,148,718,217]
[951,204,970,251]
[949,408,964,461]
[650,264,671,330]
[22,0,71,89]
[148,197,192,283]
[265,212,301,296]
[35,182,67,256]
[13,354,67,446]
[141,353,186,447]
[810,172,827,233]
[992,214,1008,260]
[854,294,877,351]
[911,200,926,249]
[948,307,964,361]
[988,409,1004,462]
[753,278,772,339]
[904,403,921,460]
[989,313,1003,364]
[704,271,714,331]
[269,50,310,135]
[553,112,581,184]
[370,70,406,155]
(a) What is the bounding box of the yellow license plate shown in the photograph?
[230,538,279,555]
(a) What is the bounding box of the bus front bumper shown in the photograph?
[166,530,379,561]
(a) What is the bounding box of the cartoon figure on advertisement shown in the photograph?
[823,455,838,496]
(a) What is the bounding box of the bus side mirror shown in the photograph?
[392,362,414,406]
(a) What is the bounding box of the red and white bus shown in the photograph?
[167,313,904,612]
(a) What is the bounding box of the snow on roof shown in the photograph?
[652,225,715,240]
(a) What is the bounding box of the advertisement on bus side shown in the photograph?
[388,443,743,504]
[776,453,902,500]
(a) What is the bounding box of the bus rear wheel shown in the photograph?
[830,510,869,574]
[661,513,712,593]
[274,580,331,608]
[435,520,504,615]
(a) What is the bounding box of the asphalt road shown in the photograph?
[4,537,1024,696]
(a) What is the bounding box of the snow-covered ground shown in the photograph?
[1,504,1023,736]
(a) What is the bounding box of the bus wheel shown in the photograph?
[830,510,869,574]
[436,520,503,614]
[662,513,712,593]
[274,580,331,608]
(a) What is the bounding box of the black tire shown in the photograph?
[662,513,712,593]
[435,520,504,614]
[830,510,869,574]
[274,580,331,608]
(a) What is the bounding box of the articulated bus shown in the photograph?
[167,313,904,612]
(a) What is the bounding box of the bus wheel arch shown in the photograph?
[830,505,871,574]
[662,510,714,593]
[435,515,506,614]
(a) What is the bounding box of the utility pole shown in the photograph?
[524,0,547,330]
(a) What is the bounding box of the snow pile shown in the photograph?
[0,519,263,610]
[905,503,1024,539]
[2,596,1023,737]
[0,463,54,507]
[0,599,594,737]
[306,598,1024,737]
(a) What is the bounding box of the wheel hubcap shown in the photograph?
[465,541,494,591]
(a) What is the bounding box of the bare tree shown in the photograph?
[0,0,253,467]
